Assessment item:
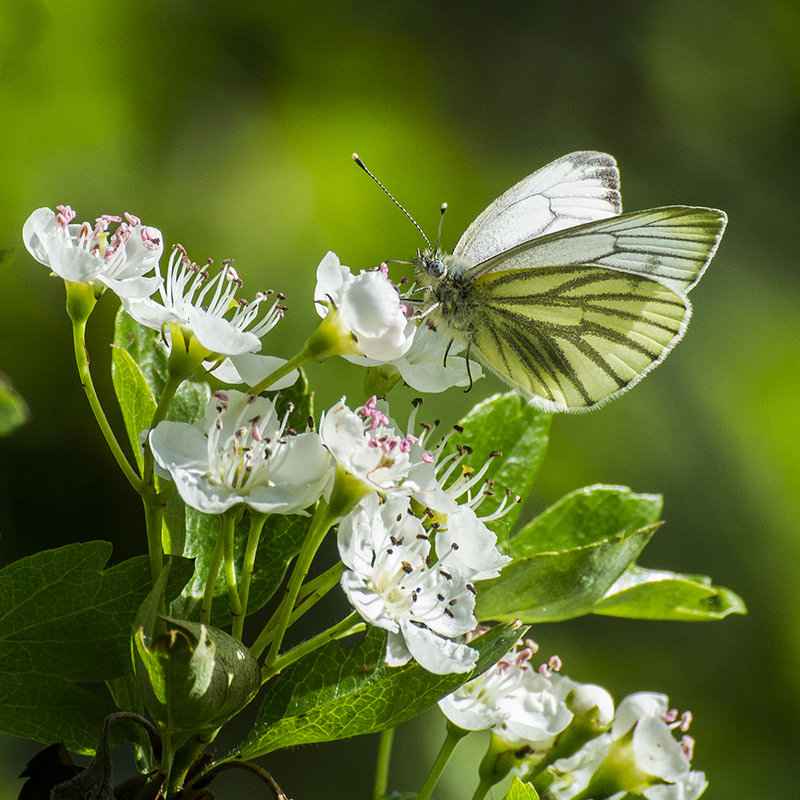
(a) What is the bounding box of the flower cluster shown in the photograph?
[438,639,706,799]
[543,693,706,800]
[333,406,514,674]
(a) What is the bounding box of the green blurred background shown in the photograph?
[0,1,798,797]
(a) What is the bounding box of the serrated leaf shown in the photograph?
[502,778,539,800]
[509,485,662,558]
[171,509,310,627]
[593,566,747,621]
[237,622,524,758]
[110,346,157,471]
[475,525,659,622]
[445,393,551,544]
[0,543,192,754]
[0,371,30,436]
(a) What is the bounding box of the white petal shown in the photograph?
[22,208,58,266]
[212,353,299,388]
[613,692,669,737]
[341,571,399,632]
[100,273,163,299]
[400,620,478,674]
[314,251,349,315]
[189,309,261,356]
[633,716,690,782]
[438,691,506,732]
[149,421,211,474]
[438,507,511,580]
[385,631,412,667]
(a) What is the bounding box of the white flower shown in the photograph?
[319,397,424,495]
[406,414,513,581]
[23,206,163,298]
[386,324,483,392]
[122,244,285,361]
[149,389,331,515]
[439,642,576,746]
[314,251,415,361]
[338,493,479,674]
[547,692,707,800]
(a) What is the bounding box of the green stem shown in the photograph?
[417,722,469,800]
[470,778,494,800]
[249,561,343,658]
[143,494,166,588]
[200,518,227,625]
[232,511,269,640]
[222,508,243,630]
[261,612,363,683]
[139,374,183,587]
[262,499,340,667]
[141,373,183,492]
[71,316,142,492]
[248,346,312,395]
[373,727,395,800]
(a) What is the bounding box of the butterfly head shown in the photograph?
[418,248,447,279]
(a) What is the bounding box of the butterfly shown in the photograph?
[408,151,727,412]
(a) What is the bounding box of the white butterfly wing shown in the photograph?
[452,151,621,267]
[468,206,727,294]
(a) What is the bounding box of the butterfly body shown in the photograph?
[410,152,726,412]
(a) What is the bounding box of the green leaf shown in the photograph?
[593,566,748,621]
[446,393,551,544]
[110,346,157,470]
[237,622,524,758]
[172,509,310,627]
[475,524,659,623]
[508,485,662,557]
[0,371,30,436]
[0,543,191,754]
[502,778,539,800]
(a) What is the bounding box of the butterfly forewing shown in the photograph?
[468,206,726,293]
[453,151,622,266]
[468,266,690,411]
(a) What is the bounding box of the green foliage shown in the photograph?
[502,778,539,800]
[172,508,309,627]
[0,371,29,436]
[594,566,747,621]
[237,623,524,758]
[447,392,551,544]
[0,543,190,754]
[476,486,661,622]
[476,485,746,623]
[110,346,156,470]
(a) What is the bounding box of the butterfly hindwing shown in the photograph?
[453,151,622,266]
[467,265,691,411]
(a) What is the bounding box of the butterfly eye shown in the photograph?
[427,257,446,278]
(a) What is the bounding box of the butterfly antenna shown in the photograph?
[434,203,448,252]
[352,153,432,250]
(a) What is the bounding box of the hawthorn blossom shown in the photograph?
[23,206,163,298]
[439,642,612,748]
[149,389,330,515]
[314,251,415,361]
[338,493,479,674]
[319,397,425,495]
[546,692,707,800]
[405,412,513,580]
[122,244,285,365]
